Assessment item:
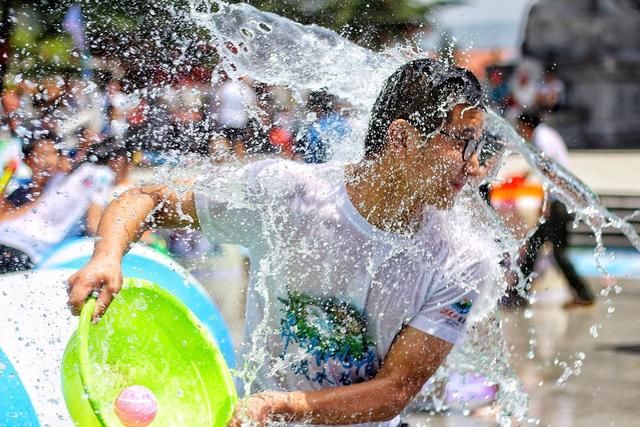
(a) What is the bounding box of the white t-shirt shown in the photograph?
[195,159,490,426]
[0,163,114,263]
[532,123,569,168]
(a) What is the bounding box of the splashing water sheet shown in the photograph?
[128,1,640,426]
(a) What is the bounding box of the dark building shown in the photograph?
[522,0,640,149]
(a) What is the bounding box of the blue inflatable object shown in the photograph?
[0,348,39,427]
[39,238,236,368]
[0,238,237,426]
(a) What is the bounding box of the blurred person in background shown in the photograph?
[70,126,102,166]
[252,82,294,158]
[0,137,61,214]
[168,82,214,155]
[1,88,21,119]
[516,111,595,308]
[33,75,66,119]
[264,85,297,159]
[298,89,349,164]
[83,138,135,233]
[0,137,114,273]
[101,79,135,144]
[13,79,38,122]
[485,67,511,115]
[536,65,565,112]
[212,73,258,160]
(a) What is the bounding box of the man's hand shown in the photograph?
[64,186,199,322]
[67,256,123,322]
[227,392,289,427]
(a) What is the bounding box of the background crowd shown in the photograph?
[0,51,571,280]
[0,60,359,269]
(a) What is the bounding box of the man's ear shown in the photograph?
[387,119,418,155]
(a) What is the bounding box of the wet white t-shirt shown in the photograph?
[195,159,490,425]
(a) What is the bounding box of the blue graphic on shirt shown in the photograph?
[279,293,379,386]
[451,298,473,315]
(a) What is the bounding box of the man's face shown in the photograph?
[407,104,485,208]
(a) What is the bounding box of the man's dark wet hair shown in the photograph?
[517,110,542,129]
[364,58,485,158]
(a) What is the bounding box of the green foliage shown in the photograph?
[3,0,464,85]
[4,0,200,85]
[5,1,74,79]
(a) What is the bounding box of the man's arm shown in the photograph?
[236,326,453,425]
[67,185,198,321]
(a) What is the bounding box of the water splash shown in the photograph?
[147,1,640,425]
[191,0,640,252]
[484,111,640,255]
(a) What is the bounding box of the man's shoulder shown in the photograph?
[246,158,343,187]
[195,159,343,204]
[436,209,495,272]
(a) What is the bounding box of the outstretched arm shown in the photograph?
[234,326,453,425]
[67,185,198,321]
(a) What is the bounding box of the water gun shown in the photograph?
[0,159,18,194]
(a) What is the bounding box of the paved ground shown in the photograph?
[406,267,640,426]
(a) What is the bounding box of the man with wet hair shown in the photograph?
[67,58,490,426]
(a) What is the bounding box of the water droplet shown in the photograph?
[134,298,148,311]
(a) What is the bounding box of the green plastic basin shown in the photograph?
[61,278,236,426]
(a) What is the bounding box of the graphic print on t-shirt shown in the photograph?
[279,292,379,386]
[439,298,473,329]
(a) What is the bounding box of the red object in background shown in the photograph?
[5,159,18,173]
[128,99,149,126]
[490,175,544,206]
[269,127,293,155]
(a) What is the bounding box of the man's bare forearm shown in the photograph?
[92,185,198,262]
[92,188,159,261]
[255,327,452,425]
[265,375,417,425]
